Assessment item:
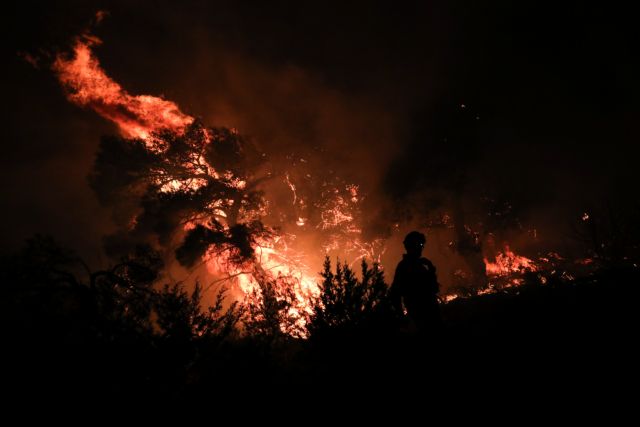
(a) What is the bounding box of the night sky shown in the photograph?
[4,0,639,265]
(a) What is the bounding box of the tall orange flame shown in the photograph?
[53,36,193,141]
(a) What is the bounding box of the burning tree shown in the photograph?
[90,121,268,265]
[88,117,319,334]
[52,32,392,335]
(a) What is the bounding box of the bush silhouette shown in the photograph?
[307,257,393,340]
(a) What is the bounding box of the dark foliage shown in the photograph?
[1,236,242,405]
[3,236,638,408]
[571,199,640,266]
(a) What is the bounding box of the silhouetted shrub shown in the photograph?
[307,257,392,340]
[1,236,244,402]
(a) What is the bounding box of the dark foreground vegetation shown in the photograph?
[2,236,638,410]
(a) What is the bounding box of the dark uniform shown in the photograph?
[389,254,441,331]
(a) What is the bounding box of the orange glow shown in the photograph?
[203,237,319,336]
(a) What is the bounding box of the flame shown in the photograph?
[203,237,319,336]
[53,35,325,333]
[484,245,537,277]
[443,246,540,303]
[53,36,193,141]
[52,31,392,336]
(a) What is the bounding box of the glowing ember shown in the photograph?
[443,294,459,303]
[284,173,298,206]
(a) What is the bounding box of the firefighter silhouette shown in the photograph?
[389,231,442,331]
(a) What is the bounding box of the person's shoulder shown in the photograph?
[396,258,408,269]
[420,257,435,269]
